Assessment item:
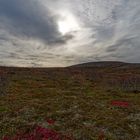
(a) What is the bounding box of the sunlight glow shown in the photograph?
[58,11,80,35]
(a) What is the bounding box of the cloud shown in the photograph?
[0,0,140,67]
[0,0,73,45]
[70,0,140,63]
[102,0,140,62]
[106,37,136,52]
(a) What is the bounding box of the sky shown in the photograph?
[0,0,140,67]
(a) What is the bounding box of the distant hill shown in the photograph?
[69,61,140,69]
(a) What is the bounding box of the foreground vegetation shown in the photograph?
[0,63,140,140]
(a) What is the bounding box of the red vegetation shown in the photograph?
[111,101,129,108]
[46,118,55,125]
[2,125,74,140]
[98,130,105,140]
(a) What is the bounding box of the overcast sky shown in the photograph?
[0,0,140,67]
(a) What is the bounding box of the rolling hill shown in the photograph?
[69,61,140,69]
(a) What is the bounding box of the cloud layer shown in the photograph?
[0,0,140,67]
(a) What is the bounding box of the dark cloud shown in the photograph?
[0,37,8,41]
[48,34,74,45]
[106,37,139,52]
[0,0,72,44]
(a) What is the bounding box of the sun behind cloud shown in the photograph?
[58,11,81,35]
